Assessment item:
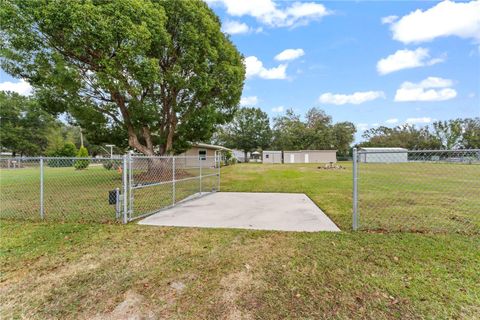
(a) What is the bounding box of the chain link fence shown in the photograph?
[127,155,220,221]
[0,155,220,223]
[353,149,480,234]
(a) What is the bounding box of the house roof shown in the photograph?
[193,143,231,151]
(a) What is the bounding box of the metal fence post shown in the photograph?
[199,156,202,194]
[39,157,44,220]
[352,148,358,230]
[122,154,128,224]
[217,154,221,192]
[172,156,176,206]
[128,152,133,219]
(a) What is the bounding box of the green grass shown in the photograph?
[220,162,480,233]
[1,163,479,319]
[0,165,218,222]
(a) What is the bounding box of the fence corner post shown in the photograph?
[352,148,358,230]
[39,157,44,220]
[122,154,128,224]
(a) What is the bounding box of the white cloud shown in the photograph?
[222,20,250,35]
[318,91,385,105]
[274,48,305,61]
[381,15,398,24]
[240,96,258,106]
[394,76,457,102]
[390,0,480,44]
[406,117,432,124]
[385,118,399,124]
[244,56,287,80]
[215,0,331,28]
[271,106,284,112]
[377,48,445,75]
[0,79,32,96]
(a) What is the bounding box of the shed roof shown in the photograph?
[359,147,407,151]
[284,150,337,153]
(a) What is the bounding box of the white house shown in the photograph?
[358,147,408,163]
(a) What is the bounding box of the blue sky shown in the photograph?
[207,0,480,141]
[1,0,479,142]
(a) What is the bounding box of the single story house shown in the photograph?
[177,143,230,168]
[263,150,282,163]
[284,150,337,164]
[358,147,408,163]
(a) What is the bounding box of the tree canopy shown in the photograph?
[271,108,356,156]
[216,107,271,161]
[0,0,245,155]
[359,118,480,150]
[0,92,56,156]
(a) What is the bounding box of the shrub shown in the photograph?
[74,146,90,170]
[61,142,77,157]
[103,159,121,170]
[47,142,77,167]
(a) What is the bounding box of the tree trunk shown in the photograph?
[244,150,249,163]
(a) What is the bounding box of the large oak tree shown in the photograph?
[0,0,245,155]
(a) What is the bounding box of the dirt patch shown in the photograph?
[219,268,256,320]
[91,290,155,320]
[135,169,193,184]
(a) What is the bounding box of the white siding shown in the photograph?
[359,148,408,163]
[262,151,282,163]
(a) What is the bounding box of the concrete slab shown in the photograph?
[138,192,340,232]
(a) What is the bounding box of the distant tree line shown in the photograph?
[215,107,356,161]
[0,92,121,157]
[359,118,480,150]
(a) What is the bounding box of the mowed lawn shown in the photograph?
[0,164,219,222]
[1,163,480,319]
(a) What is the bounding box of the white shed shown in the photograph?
[262,151,282,163]
[283,150,337,164]
[358,147,408,163]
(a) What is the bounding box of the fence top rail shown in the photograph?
[0,156,103,160]
[130,155,220,159]
[0,155,222,160]
[357,149,480,154]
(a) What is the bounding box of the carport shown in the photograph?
[139,192,340,232]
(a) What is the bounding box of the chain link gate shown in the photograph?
[123,154,221,222]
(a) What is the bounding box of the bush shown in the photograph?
[61,142,77,157]
[223,150,237,165]
[103,159,121,170]
[47,142,77,167]
[74,146,90,170]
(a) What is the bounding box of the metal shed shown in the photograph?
[283,150,337,164]
[358,147,408,163]
[262,151,282,163]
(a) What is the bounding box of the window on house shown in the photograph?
[199,150,207,160]
[266,154,269,159]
